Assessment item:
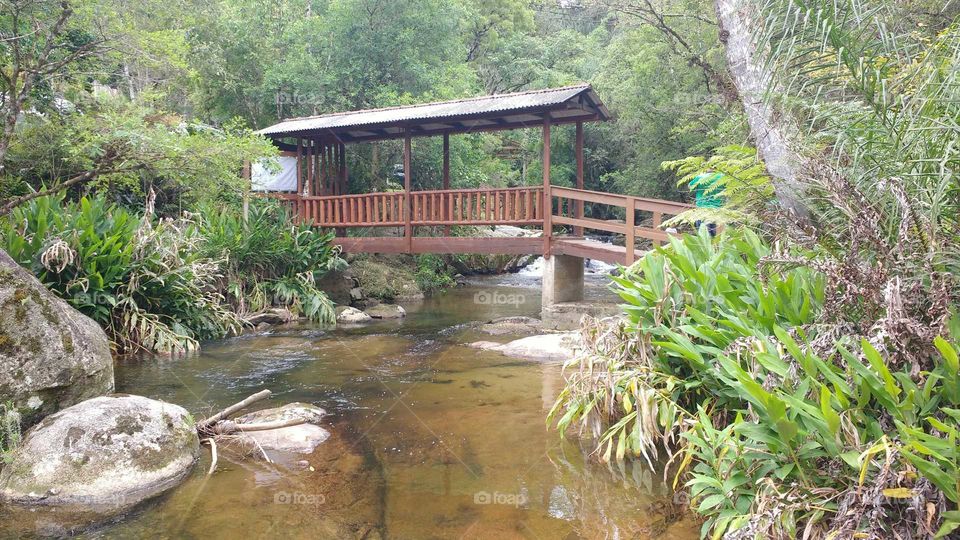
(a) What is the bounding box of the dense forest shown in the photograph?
[2,0,960,538]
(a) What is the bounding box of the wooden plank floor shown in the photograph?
[333,236,636,265]
[551,237,636,265]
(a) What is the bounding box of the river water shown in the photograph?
[8,265,696,539]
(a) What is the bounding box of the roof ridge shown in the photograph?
[273,84,592,124]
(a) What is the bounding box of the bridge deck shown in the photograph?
[271,186,691,266]
[333,236,643,265]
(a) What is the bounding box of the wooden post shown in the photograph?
[574,121,584,237]
[241,161,251,226]
[542,116,552,258]
[295,138,304,224]
[625,197,636,265]
[652,211,662,247]
[403,129,413,253]
[442,132,450,236]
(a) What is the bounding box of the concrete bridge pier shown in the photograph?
[541,254,584,307]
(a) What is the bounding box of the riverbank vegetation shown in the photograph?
[551,1,960,537]
[1,195,341,354]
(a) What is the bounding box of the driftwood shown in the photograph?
[195,389,307,473]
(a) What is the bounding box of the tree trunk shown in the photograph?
[714,0,808,219]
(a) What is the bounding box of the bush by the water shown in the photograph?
[550,229,960,538]
[1,195,341,354]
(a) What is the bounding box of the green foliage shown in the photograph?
[2,99,275,215]
[551,229,960,538]
[661,145,775,226]
[413,254,455,292]
[0,194,342,353]
[196,200,343,323]
[1,193,240,354]
[0,402,21,464]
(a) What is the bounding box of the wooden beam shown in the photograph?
[443,132,450,236]
[574,121,584,236]
[403,129,413,252]
[542,116,552,258]
[313,113,601,145]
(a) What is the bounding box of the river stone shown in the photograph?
[245,307,298,326]
[475,316,543,336]
[336,306,372,324]
[365,303,406,319]
[0,249,113,428]
[471,333,581,361]
[232,403,330,457]
[0,395,199,513]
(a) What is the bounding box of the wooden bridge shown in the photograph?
[253,85,691,305]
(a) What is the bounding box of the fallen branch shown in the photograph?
[212,418,308,435]
[201,438,218,475]
[197,389,272,433]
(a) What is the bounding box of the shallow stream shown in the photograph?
[7,265,696,539]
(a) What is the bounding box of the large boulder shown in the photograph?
[0,250,113,428]
[0,395,199,514]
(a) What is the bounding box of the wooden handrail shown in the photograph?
[550,186,691,263]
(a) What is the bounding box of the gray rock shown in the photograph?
[245,307,298,326]
[349,286,365,302]
[475,316,543,336]
[0,395,199,514]
[232,403,330,457]
[365,304,406,319]
[470,333,580,362]
[541,301,623,331]
[0,249,113,428]
[314,271,354,306]
[336,306,372,324]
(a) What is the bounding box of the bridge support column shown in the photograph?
[542,254,583,308]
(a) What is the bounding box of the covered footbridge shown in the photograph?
[252,84,690,306]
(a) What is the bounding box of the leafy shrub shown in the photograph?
[0,195,342,354]
[2,194,239,354]
[196,200,343,323]
[550,229,960,538]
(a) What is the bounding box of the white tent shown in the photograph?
[251,156,298,192]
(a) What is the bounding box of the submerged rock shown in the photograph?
[0,395,199,514]
[336,306,372,324]
[470,333,581,362]
[474,316,543,336]
[231,402,330,457]
[541,301,623,331]
[0,249,113,428]
[365,304,406,319]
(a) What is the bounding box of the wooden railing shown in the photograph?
[549,186,692,263]
[301,192,407,227]
[274,186,543,228]
[410,186,543,226]
[266,185,692,264]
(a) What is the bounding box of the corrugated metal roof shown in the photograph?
[257,84,606,138]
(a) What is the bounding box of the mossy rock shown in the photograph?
[349,257,423,302]
[0,249,113,428]
[0,395,198,517]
